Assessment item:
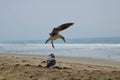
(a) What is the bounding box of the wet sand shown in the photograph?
[0,54,120,80]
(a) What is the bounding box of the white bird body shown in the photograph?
[46,53,56,68]
[46,34,65,42]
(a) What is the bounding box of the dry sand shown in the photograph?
[0,54,120,80]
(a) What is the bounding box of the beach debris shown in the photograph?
[54,66,72,69]
[46,53,56,68]
[45,22,74,48]
[15,64,20,66]
[37,64,43,67]
[29,75,33,78]
[22,60,27,62]
[33,57,37,59]
[62,66,72,69]
[41,60,46,63]
[54,66,62,69]
[25,64,30,66]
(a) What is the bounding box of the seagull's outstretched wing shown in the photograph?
[50,22,74,36]
[45,22,74,48]
[56,22,74,31]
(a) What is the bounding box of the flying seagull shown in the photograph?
[45,22,74,48]
[46,53,56,68]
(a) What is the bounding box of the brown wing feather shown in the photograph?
[56,22,74,32]
[50,22,74,36]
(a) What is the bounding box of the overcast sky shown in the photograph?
[0,0,120,41]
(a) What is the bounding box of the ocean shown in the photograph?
[0,37,120,61]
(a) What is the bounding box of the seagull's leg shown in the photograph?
[51,41,55,49]
[59,35,66,43]
[45,37,51,44]
[63,36,66,43]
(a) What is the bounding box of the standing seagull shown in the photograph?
[45,22,74,48]
[46,53,56,68]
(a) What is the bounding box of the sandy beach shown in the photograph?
[0,54,120,80]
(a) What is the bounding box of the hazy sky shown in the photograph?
[0,0,120,41]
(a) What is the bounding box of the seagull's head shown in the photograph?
[49,53,55,58]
